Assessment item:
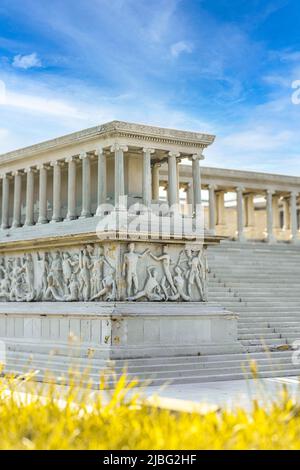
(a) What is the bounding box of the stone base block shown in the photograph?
[0,302,241,361]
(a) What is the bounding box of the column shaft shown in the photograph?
[12,171,22,228]
[216,191,226,225]
[66,157,77,220]
[38,165,48,224]
[96,148,107,215]
[266,190,275,243]
[112,145,127,207]
[143,148,154,207]
[80,153,91,218]
[245,194,255,227]
[273,195,280,229]
[51,161,62,222]
[236,187,245,242]
[152,164,160,201]
[167,152,179,210]
[192,154,202,214]
[1,175,10,229]
[25,168,35,226]
[290,192,299,243]
[176,159,181,203]
[208,185,216,234]
[283,198,291,230]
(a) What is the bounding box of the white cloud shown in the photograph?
[170,40,193,58]
[12,52,42,70]
[221,128,293,152]
[5,90,83,118]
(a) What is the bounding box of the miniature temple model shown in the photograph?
[0,122,241,366]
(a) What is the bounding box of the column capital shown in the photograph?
[182,182,192,191]
[79,152,90,160]
[190,153,204,161]
[208,184,218,191]
[24,167,37,174]
[50,160,64,167]
[65,155,77,163]
[94,147,104,157]
[168,151,180,159]
[236,186,245,194]
[142,147,155,154]
[12,170,23,177]
[110,143,128,153]
[37,163,50,171]
[290,190,299,198]
[152,162,161,168]
[266,188,275,196]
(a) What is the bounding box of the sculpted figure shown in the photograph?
[0,258,6,280]
[91,273,116,301]
[23,253,35,297]
[65,273,80,301]
[78,247,93,301]
[10,258,25,301]
[149,245,176,294]
[62,252,78,296]
[44,273,65,301]
[128,266,162,301]
[163,266,190,301]
[0,273,10,301]
[122,243,149,297]
[90,246,113,298]
[37,252,50,299]
[49,251,64,296]
[184,248,206,301]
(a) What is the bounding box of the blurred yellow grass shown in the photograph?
[0,367,299,450]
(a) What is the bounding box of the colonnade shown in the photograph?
[206,185,300,243]
[0,145,203,229]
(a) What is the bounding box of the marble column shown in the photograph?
[176,159,181,203]
[37,164,48,224]
[112,144,128,208]
[273,195,280,230]
[245,194,255,227]
[143,148,154,208]
[167,152,179,210]
[290,191,299,243]
[208,184,217,235]
[151,163,160,201]
[183,183,193,216]
[1,174,10,229]
[191,153,203,215]
[216,191,226,226]
[266,189,276,243]
[51,161,62,223]
[24,168,35,226]
[283,197,290,230]
[12,171,22,228]
[79,152,92,218]
[96,148,107,215]
[236,186,246,242]
[65,156,77,221]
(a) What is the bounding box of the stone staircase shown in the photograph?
[207,241,300,352]
[3,241,300,387]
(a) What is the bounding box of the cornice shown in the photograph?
[0,121,215,166]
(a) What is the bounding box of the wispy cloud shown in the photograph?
[12,52,42,69]
[170,40,193,58]
[0,0,299,176]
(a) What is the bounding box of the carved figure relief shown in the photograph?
[0,242,208,302]
[122,242,149,297]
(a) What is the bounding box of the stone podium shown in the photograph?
[0,121,241,376]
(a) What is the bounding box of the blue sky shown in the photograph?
[0,0,300,174]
